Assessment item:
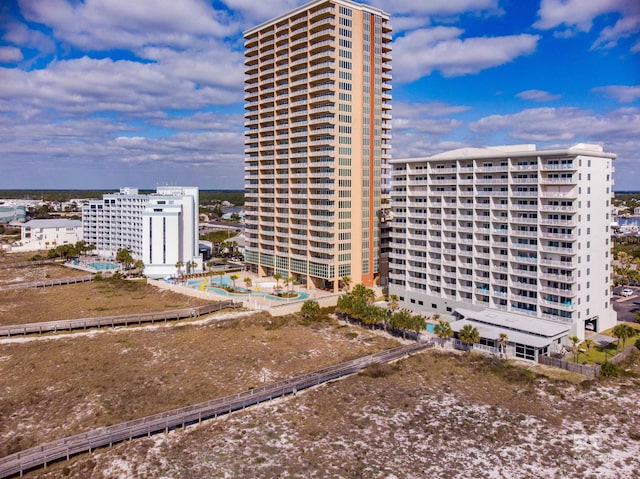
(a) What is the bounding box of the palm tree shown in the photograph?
[411,314,426,340]
[273,272,283,290]
[341,276,351,292]
[286,276,297,292]
[352,284,375,304]
[388,294,399,313]
[584,339,594,357]
[244,277,252,289]
[568,335,580,363]
[175,260,184,277]
[186,260,197,275]
[301,300,321,322]
[458,324,480,352]
[390,310,413,339]
[498,333,509,358]
[230,273,240,290]
[612,324,636,352]
[434,320,453,347]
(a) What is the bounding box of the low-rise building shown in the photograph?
[15,219,83,251]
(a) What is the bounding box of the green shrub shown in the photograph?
[360,363,399,378]
[599,361,621,378]
[635,338,640,350]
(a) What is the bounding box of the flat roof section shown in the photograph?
[455,308,570,338]
[22,219,82,229]
[390,143,616,164]
[244,0,390,36]
[449,319,555,349]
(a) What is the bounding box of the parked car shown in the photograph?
[621,288,634,297]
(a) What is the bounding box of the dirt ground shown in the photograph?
[0,279,213,325]
[0,262,88,285]
[0,311,399,458]
[20,349,640,479]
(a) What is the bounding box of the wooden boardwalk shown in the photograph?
[0,275,94,292]
[0,260,61,269]
[0,301,240,337]
[0,341,433,478]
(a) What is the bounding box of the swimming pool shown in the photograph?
[90,262,120,271]
[425,323,436,334]
[187,277,309,301]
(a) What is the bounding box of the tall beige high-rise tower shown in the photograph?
[243,0,392,291]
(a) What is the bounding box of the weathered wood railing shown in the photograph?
[1,259,62,269]
[0,341,433,478]
[0,275,94,292]
[0,301,240,337]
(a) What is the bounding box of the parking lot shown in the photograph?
[612,286,639,323]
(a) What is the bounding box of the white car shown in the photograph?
[621,288,634,297]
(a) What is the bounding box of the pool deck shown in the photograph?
[155,271,340,314]
[64,259,121,274]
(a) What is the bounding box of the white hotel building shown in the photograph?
[388,144,617,357]
[82,187,201,277]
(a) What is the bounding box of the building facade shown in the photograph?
[0,205,26,223]
[82,187,201,277]
[243,0,392,291]
[16,219,82,251]
[389,144,617,340]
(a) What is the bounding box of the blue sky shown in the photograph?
[0,0,638,190]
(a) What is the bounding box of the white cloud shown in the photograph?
[469,106,640,143]
[592,85,640,103]
[468,106,640,190]
[394,28,539,81]
[592,13,640,49]
[394,101,470,118]
[370,0,499,16]
[0,55,242,120]
[3,21,56,54]
[0,115,245,188]
[221,0,304,24]
[534,0,627,31]
[0,46,23,63]
[18,0,236,51]
[516,90,562,102]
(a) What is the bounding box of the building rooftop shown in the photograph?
[449,319,556,349]
[22,219,82,229]
[391,143,616,164]
[454,308,570,338]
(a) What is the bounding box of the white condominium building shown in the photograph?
[389,144,617,340]
[243,0,392,291]
[82,186,201,277]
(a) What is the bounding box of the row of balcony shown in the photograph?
[396,163,576,175]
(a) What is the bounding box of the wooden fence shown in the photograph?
[0,341,433,479]
[0,275,93,292]
[538,355,601,378]
[0,301,239,337]
[1,259,61,269]
[610,344,638,364]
